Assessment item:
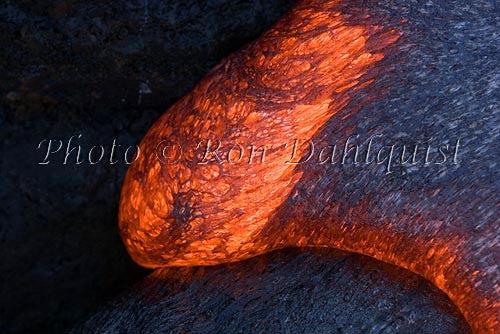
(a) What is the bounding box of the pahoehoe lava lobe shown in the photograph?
[119,0,500,333]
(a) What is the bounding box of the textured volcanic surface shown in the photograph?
[0,0,498,333]
[72,248,471,334]
[116,0,499,331]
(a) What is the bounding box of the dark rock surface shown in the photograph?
[72,248,471,334]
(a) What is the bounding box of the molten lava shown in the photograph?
[119,0,499,333]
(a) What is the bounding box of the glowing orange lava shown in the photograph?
[119,1,499,332]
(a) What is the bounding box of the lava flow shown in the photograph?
[119,0,499,333]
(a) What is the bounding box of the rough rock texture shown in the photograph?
[72,248,471,334]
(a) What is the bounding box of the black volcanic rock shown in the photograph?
[72,248,471,334]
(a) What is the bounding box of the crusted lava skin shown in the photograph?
[119,0,499,332]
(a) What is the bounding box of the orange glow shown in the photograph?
[119,1,498,333]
